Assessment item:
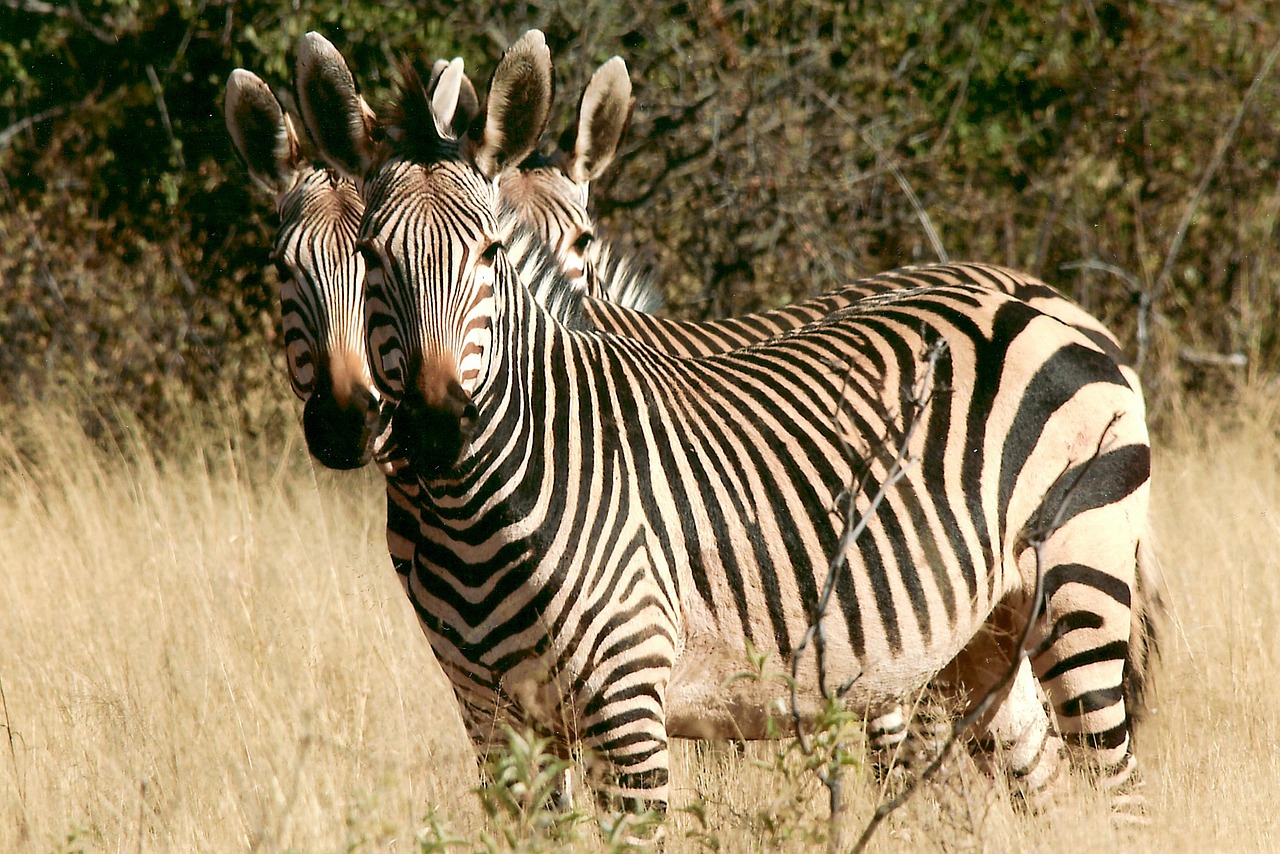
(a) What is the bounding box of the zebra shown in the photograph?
[425,51,1160,785]
[226,48,676,807]
[226,51,672,817]
[295,31,1160,800]
[223,67,380,472]
[300,29,1154,817]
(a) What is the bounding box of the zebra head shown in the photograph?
[224,68,384,471]
[495,56,634,293]
[299,30,553,476]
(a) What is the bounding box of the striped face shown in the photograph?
[496,163,594,288]
[272,167,385,470]
[358,158,498,473]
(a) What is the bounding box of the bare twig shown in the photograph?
[0,105,68,150]
[0,0,56,13]
[787,337,948,853]
[1177,348,1247,369]
[1149,31,1280,368]
[1060,258,1153,366]
[146,64,185,171]
[3,0,119,42]
[0,674,28,842]
[852,412,1124,853]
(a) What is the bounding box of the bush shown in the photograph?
[2,0,1277,438]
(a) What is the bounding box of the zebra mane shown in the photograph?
[504,224,589,329]
[383,60,460,165]
[587,238,664,314]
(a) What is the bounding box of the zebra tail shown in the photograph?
[1123,524,1166,733]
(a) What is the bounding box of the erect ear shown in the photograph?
[455,70,480,137]
[467,30,554,180]
[428,60,479,135]
[557,56,634,184]
[225,68,301,195]
[295,31,379,178]
[425,57,468,138]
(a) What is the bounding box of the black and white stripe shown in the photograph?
[309,31,1153,813]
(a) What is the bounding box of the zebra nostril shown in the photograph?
[302,381,378,470]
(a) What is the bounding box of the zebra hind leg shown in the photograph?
[1027,510,1148,824]
[970,657,1066,813]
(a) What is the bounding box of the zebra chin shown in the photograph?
[393,377,478,477]
[302,382,386,470]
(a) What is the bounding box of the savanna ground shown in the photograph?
[1,391,1277,853]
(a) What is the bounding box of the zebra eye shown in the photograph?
[479,240,504,265]
[271,257,293,283]
[356,240,382,271]
[572,231,594,253]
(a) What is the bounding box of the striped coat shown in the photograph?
[302,30,1153,813]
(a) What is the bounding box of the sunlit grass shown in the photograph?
[0,395,1276,851]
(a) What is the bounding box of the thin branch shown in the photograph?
[1151,32,1280,325]
[0,674,28,843]
[0,0,56,13]
[4,0,119,42]
[0,105,67,150]
[852,412,1124,853]
[1059,259,1144,294]
[1060,258,1152,367]
[806,83,948,263]
[146,63,185,171]
[787,337,948,853]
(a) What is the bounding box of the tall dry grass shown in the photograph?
[0,394,1277,851]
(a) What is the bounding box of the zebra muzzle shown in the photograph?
[302,380,381,470]
[395,376,478,476]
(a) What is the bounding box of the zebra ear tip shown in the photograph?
[299,31,332,52]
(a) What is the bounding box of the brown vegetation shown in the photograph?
[0,393,1276,850]
[2,1,1279,438]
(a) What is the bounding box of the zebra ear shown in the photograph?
[295,31,379,178]
[428,59,479,136]
[225,68,300,194]
[467,30,554,179]
[455,69,480,137]
[557,56,634,184]
[426,57,469,138]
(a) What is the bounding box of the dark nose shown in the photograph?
[302,382,382,470]
[394,378,478,477]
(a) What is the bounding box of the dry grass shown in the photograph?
[1,396,1277,852]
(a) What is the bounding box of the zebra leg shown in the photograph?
[971,658,1065,808]
[576,691,669,847]
[866,701,931,786]
[577,669,671,817]
[1025,506,1145,820]
[936,611,1066,809]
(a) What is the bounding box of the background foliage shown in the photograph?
[2,0,1278,440]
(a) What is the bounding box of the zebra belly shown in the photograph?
[664,629,971,740]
